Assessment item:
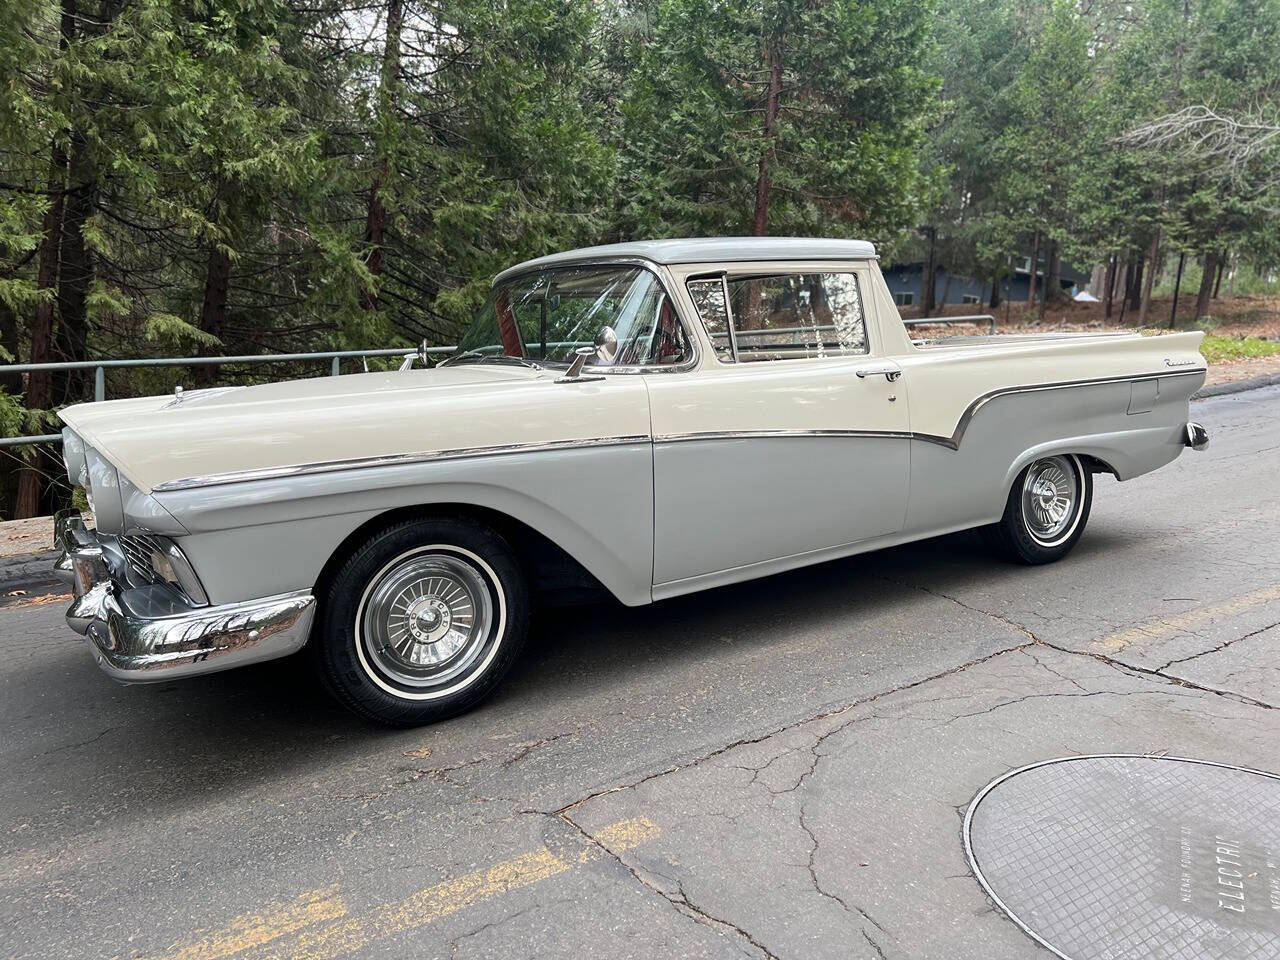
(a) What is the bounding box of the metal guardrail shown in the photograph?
[0,345,452,449]
[0,314,998,449]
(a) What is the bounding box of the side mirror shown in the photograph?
[557,346,599,383]
[594,326,618,365]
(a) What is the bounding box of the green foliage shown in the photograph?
[142,313,224,348]
[1199,334,1280,363]
[618,0,938,245]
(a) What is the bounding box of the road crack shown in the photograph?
[1037,641,1280,711]
[556,643,1033,818]
[1156,620,1280,672]
[559,811,779,958]
[878,576,1041,643]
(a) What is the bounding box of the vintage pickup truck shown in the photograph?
[54,238,1209,725]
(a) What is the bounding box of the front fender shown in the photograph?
[156,443,655,607]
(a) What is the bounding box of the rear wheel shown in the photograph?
[983,454,1092,564]
[312,515,529,726]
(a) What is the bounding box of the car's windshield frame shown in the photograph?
[445,259,700,375]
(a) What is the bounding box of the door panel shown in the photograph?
[646,358,911,585]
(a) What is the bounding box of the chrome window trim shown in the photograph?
[721,274,740,363]
[479,258,701,375]
[151,435,653,492]
[912,369,1205,450]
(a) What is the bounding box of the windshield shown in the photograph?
[450,265,690,368]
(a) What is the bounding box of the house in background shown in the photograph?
[883,255,1090,310]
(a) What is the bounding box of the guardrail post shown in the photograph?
[94,366,105,402]
[989,316,996,335]
[330,356,340,377]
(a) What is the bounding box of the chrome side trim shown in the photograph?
[912,369,1205,450]
[152,435,653,492]
[654,429,913,444]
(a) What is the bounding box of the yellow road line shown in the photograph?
[1097,583,1280,653]
[140,887,348,960]
[146,818,658,960]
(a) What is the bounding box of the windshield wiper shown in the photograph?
[442,351,544,370]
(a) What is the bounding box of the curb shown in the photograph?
[0,549,64,603]
[1193,372,1280,400]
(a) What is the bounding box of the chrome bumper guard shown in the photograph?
[1184,421,1209,451]
[54,510,316,682]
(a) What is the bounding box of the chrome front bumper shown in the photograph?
[54,511,316,682]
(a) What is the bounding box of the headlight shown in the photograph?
[83,447,124,533]
[62,428,87,486]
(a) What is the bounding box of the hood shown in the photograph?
[59,363,650,493]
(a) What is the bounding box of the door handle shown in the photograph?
[855,362,902,382]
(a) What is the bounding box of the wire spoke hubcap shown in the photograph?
[1021,456,1080,545]
[359,551,495,689]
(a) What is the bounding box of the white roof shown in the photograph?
[496,237,878,283]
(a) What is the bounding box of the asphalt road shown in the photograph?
[3,386,1279,960]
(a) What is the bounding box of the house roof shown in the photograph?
[496,237,878,283]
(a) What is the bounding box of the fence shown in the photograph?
[0,314,996,449]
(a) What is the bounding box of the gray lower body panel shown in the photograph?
[652,435,910,585]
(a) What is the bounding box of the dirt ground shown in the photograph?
[902,291,1280,335]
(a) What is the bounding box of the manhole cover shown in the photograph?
[964,755,1280,959]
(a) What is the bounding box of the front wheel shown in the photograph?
[312,515,530,726]
[983,454,1092,564]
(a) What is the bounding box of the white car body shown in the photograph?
[54,238,1208,683]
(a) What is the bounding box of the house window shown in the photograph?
[962,294,980,305]
[893,291,914,306]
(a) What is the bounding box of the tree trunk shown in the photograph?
[1103,254,1116,321]
[14,0,78,519]
[1212,253,1225,299]
[1193,250,1217,322]
[1027,230,1040,307]
[1168,251,1185,328]
[751,41,782,237]
[1137,228,1159,326]
[53,130,94,406]
[360,0,404,312]
[920,226,937,317]
[989,272,1002,309]
[14,148,69,520]
[1044,239,1062,306]
[196,243,232,386]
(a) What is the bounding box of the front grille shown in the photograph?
[117,533,168,586]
